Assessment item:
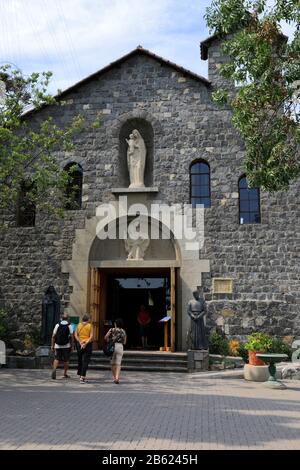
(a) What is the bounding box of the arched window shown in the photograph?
[17,180,36,227]
[190,160,211,208]
[239,176,261,224]
[64,163,83,210]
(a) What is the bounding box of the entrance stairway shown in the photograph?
[69,350,188,373]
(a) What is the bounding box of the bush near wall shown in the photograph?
[208,330,292,362]
[208,331,229,356]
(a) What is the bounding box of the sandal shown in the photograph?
[63,374,70,379]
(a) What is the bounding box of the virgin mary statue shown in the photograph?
[126,129,146,188]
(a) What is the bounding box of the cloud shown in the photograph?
[0,0,211,93]
[1,0,294,95]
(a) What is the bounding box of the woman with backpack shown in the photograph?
[75,314,94,384]
[104,318,127,384]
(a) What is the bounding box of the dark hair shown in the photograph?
[114,318,124,328]
[82,314,90,322]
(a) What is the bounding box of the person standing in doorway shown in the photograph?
[75,314,94,384]
[104,318,127,384]
[51,313,74,380]
[137,305,151,349]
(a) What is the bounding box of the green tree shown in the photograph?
[205,0,300,191]
[0,66,101,218]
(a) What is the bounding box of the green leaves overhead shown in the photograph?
[205,0,300,191]
[0,66,102,219]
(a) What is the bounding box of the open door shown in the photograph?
[88,268,107,350]
[170,267,176,352]
[88,268,100,349]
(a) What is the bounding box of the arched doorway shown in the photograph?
[88,218,179,351]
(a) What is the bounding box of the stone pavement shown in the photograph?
[0,368,300,450]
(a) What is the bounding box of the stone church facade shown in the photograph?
[1,35,299,351]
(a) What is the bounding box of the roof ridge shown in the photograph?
[23,47,210,118]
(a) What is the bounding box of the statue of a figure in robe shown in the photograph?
[41,286,60,345]
[187,290,208,350]
[126,129,146,188]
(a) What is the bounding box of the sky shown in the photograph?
[0,0,212,93]
[0,0,296,94]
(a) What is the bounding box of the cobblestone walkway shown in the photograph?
[0,369,299,450]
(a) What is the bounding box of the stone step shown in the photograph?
[72,350,187,359]
[69,363,187,373]
[70,356,187,364]
[71,351,187,361]
[69,350,188,372]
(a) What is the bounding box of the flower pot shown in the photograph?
[248,351,265,366]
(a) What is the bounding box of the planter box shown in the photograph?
[244,364,281,382]
[248,351,265,366]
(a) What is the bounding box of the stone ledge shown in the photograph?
[5,355,52,369]
[111,187,159,194]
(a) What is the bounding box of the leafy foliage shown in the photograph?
[208,330,230,355]
[228,338,240,355]
[270,337,292,359]
[205,0,300,191]
[244,331,273,351]
[0,66,102,218]
[237,342,249,363]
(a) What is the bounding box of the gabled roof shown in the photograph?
[23,46,210,119]
[57,46,210,99]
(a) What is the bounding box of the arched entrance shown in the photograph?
[61,210,210,352]
[88,220,179,351]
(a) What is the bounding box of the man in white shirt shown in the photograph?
[51,313,74,380]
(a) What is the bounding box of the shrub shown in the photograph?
[23,325,42,350]
[209,331,229,356]
[244,332,272,352]
[237,343,249,363]
[269,338,292,360]
[29,325,41,347]
[228,339,239,356]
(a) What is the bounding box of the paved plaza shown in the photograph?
[0,368,300,450]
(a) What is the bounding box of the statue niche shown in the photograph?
[126,129,146,188]
[118,118,154,188]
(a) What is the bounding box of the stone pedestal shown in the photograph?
[35,346,52,368]
[187,349,209,372]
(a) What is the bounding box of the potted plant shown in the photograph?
[244,332,272,365]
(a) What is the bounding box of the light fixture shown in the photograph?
[148,291,154,306]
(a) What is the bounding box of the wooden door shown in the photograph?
[170,267,176,352]
[88,268,100,349]
[88,268,107,350]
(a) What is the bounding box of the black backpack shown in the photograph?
[55,322,70,346]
